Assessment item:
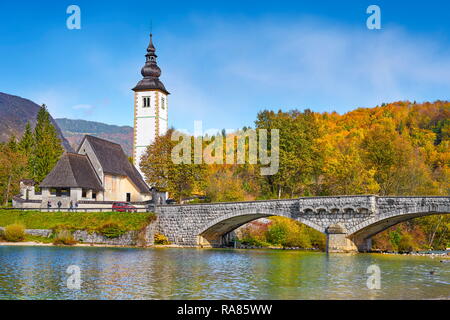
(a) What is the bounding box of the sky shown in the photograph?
[0,0,449,132]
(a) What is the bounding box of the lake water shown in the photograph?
[0,246,448,300]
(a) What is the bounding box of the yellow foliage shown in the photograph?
[3,223,25,242]
[154,233,170,245]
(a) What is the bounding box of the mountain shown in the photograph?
[0,92,73,151]
[55,118,134,156]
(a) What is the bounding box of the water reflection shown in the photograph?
[0,246,448,300]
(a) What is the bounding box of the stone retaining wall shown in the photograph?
[0,222,157,246]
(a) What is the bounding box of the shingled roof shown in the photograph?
[40,153,103,191]
[77,135,151,194]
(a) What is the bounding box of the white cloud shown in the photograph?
[24,16,450,129]
[162,17,450,122]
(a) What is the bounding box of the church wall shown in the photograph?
[78,139,104,182]
[103,174,150,202]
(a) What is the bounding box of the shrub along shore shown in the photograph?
[0,210,156,245]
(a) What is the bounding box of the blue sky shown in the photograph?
[0,0,449,131]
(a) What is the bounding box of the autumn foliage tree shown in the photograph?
[0,138,28,205]
[140,128,206,202]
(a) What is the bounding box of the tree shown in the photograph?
[18,122,34,157]
[0,143,28,205]
[205,166,245,202]
[140,128,206,202]
[361,123,436,195]
[29,105,64,184]
[255,109,322,198]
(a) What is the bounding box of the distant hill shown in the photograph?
[0,92,73,151]
[55,118,133,156]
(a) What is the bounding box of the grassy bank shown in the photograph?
[0,210,156,232]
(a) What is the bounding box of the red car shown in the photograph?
[112,202,137,212]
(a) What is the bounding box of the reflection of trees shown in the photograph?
[249,250,327,299]
[3,246,445,300]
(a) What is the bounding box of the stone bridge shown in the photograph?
[155,195,450,252]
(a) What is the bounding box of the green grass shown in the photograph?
[23,234,54,244]
[0,210,156,233]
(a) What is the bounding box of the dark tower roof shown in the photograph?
[132,34,169,94]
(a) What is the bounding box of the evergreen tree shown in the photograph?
[29,105,64,183]
[18,122,34,157]
[6,135,18,151]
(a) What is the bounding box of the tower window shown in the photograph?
[161,97,165,109]
[143,96,151,108]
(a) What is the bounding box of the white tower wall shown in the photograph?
[133,90,168,176]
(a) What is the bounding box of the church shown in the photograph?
[13,34,169,209]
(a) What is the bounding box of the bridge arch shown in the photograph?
[196,211,325,247]
[348,210,449,251]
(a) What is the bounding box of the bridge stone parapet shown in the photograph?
[156,199,297,246]
[154,196,450,252]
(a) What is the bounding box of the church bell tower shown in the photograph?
[132,34,169,176]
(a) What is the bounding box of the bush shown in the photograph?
[398,233,417,252]
[266,217,312,248]
[266,222,288,246]
[53,230,77,245]
[389,230,402,251]
[154,233,170,245]
[98,222,126,238]
[4,223,25,242]
[239,237,269,247]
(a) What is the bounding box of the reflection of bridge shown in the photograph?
[155,196,450,252]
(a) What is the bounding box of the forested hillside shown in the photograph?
[55,118,133,155]
[0,92,72,151]
[142,100,449,251]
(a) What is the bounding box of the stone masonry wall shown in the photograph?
[156,196,450,247]
[0,222,157,246]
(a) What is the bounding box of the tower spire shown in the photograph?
[132,33,169,94]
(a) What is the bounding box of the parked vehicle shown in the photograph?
[166,199,177,205]
[112,202,137,212]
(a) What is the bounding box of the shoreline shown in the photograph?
[1,241,449,258]
[0,241,147,249]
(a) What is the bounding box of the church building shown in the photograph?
[13,34,169,209]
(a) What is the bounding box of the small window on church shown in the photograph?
[143,96,151,108]
[161,97,165,109]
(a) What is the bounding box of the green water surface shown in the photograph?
[0,246,448,299]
